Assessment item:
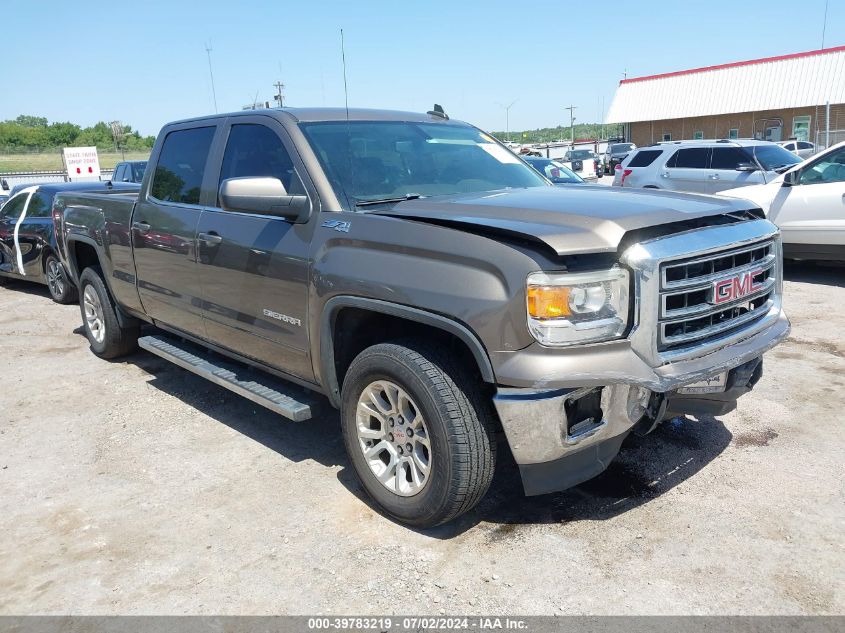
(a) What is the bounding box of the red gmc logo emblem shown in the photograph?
[712,269,764,304]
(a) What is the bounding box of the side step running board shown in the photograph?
[138,335,317,421]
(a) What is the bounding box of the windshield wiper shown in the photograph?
[355,193,424,207]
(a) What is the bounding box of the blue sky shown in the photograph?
[3,0,843,136]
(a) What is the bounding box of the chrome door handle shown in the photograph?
[132,221,150,234]
[198,232,223,245]
[709,174,720,180]
[661,172,670,178]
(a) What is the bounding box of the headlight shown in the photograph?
[526,267,630,346]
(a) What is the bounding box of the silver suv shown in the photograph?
[612,139,801,194]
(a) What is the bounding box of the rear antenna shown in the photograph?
[340,28,355,208]
[427,104,449,120]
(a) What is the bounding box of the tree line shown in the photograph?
[0,115,155,153]
[493,122,626,145]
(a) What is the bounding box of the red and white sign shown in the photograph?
[62,146,101,182]
[712,268,764,305]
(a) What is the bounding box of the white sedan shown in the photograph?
[720,141,845,261]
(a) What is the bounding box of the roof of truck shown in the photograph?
[168,107,463,126]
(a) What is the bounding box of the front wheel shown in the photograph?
[340,341,496,528]
[45,255,77,304]
[78,267,139,359]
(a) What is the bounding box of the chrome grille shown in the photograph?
[657,240,776,352]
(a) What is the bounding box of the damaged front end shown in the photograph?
[492,218,789,497]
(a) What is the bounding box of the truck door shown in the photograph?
[195,118,315,381]
[661,147,710,193]
[131,124,217,338]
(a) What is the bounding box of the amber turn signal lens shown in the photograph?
[527,286,572,319]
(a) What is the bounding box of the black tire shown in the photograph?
[78,267,139,359]
[44,254,77,304]
[340,340,496,528]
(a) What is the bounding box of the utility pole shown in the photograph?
[205,43,218,113]
[497,100,518,143]
[565,105,577,147]
[274,81,285,108]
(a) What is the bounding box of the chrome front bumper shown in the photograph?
[493,306,790,468]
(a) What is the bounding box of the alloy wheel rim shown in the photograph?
[356,380,432,496]
[47,260,64,297]
[83,286,106,344]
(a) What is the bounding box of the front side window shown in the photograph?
[219,124,305,203]
[26,192,52,218]
[799,147,845,184]
[113,164,126,182]
[792,116,810,142]
[710,147,752,170]
[0,193,27,220]
[797,141,813,150]
[747,144,802,171]
[299,121,547,208]
[150,126,216,205]
[669,147,710,169]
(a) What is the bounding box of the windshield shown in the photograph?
[610,143,634,154]
[526,159,584,184]
[299,121,548,207]
[565,150,593,160]
[748,144,802,171]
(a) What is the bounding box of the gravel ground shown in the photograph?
[0,262,843,615]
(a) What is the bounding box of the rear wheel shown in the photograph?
[340,340,496,527]
[45,255,77,304]
[78,267,139,359]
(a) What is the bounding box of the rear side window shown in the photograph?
[710,147,752,170]
[667,147,710,169]
[627,150,663,167]
[218,124,305,202]
[151,126,216,205]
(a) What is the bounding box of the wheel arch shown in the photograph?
[320,296,496,408]
[66,236,105,284]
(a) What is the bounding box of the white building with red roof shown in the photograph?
[606,45,845,147]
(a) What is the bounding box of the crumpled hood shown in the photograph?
[374,185,756,256]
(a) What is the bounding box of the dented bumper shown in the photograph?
[492,310,789,495]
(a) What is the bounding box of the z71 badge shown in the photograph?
[321,219,351,233]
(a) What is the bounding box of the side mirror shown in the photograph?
[735,162,758,172]
[219,177,309,221]
[782,170,800,187]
